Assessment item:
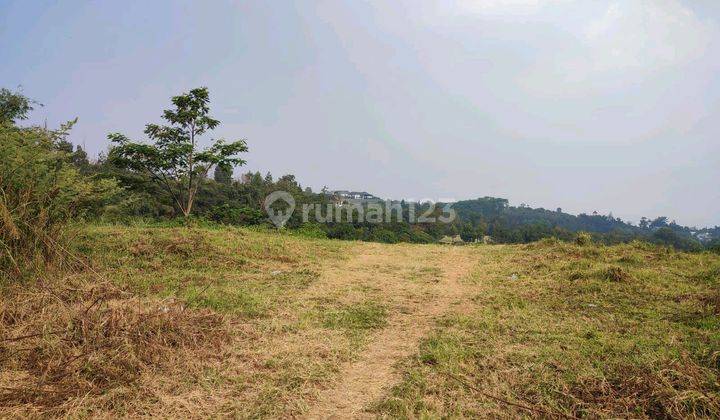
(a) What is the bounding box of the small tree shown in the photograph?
[0,87,37,125]
[108,87,247,217]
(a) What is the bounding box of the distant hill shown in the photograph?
[451,197,719,251]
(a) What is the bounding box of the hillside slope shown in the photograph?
[1,226,718,418]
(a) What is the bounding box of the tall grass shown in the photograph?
[0,122,119,282]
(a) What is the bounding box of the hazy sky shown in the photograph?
[2,0,719,227]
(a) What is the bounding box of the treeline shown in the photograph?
[452,198,715,251]
[3,86,718,257]
[65,148,718,251]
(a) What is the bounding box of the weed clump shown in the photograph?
[692,265,720,285]
[602,266,630,282]
[568,271,585,281]
[575,231,592,246]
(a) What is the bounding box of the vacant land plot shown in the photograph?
[1,227,718,418]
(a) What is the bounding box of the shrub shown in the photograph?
[706,239,720,254]
[409,229,434,244]
[603,266,630,282]
[370,228,400,244]
[206,203,264,225]
[327,223,361,240]
[0,121,120,281]
[575,231,592,246]
[291,223,328,239]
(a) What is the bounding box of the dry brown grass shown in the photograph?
[0,273,229,416]
[1,226,357,418]
[568,357,719,418]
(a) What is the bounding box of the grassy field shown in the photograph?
[1,226,718,418]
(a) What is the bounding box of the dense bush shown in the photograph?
[206,204,264,225]
[369,228,399,244]
[291,223,328,239]
[407,228,434,244]
[575,231,592,246]
[0,94,120,281]
[327,223,362,241]
[651,227,702,252]
[708,239,720,254]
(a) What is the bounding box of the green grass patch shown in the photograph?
[321,301,388,332]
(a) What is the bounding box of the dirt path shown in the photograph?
[305,243,477,419]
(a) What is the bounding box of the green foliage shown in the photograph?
[0,117,120,281]
[708,239,720,254]
[108,87,248,217]
[369,228,399,244]
[326,223,362,241]
[213,164,233,185]
[0,87,37,125]
[291,223,328,239]
[651,227,702,252]
[575,231,592,246]
[408,229,434,244]
[70,144,91,173]
[206,204,264,226]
